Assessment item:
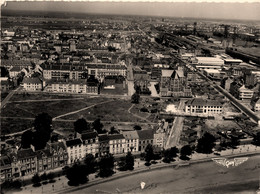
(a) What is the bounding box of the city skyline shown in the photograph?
[2,1,260,21]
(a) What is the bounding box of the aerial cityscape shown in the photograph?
[1,1,260,194]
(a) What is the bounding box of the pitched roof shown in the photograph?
[122,131,139,140]
[0,155,12,168]
[108,134,125,140]
[17,148,36,159]
[186,98,222,106]
[81,131,98,141]
[161,69,174,77]
[22,77,42,84]
[137,129,154,140]
[47,141,66,152]
[98,134,109,142]
[65,138,82,147]
[35,149,52,159]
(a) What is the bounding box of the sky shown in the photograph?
[2,1,260,21]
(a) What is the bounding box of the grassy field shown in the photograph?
[100,83,128,95]
[1,93,148,135]
[60,99,143,122]
[1,118,33,135]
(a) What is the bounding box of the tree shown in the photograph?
[133,125,142,131]
[131,93,140,104]
[0,67,9,77]
[92,119,104,134]
[229,136,240,148]
[84,154,97,174]
[252,132,260,146]
[144,144,154,165]
[74,118,91,135]
[98,154,115,177]
[40,172,47,181]
[21,130,33,149]
[196,132,216,154]
[47,172,55,183]
[180,145,192,160]
[125,152,135,170]
[163,147,179,163]
[32,113,53,150]
[109,126,119,134]
[66,164,88,186]
[118,157,127,171]
[32,173,41,187]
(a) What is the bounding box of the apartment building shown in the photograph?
[122,131,139,153]
[108,134,126,155]
[65,139,84,165]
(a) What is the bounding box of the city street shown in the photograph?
[165,99,185,149]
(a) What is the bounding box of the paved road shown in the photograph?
[1,86,21,109]
[66,154,260,194]
[165,100,185,149]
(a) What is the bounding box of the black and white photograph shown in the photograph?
[1,0,260,193]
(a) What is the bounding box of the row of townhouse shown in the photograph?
[42,64,86,80]
[67,128,165,165]
[21,77,99,94]
[86,63,127,79]
[0,142,68,183]
[1,126,168,182]
[45,80,99,94]
[41,63,127,81]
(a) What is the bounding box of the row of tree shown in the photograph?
[64,152,134,186]
[32,172,55,187]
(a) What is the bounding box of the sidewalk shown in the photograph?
[14,145,260,194]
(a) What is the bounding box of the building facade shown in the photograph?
[185,98,223,115]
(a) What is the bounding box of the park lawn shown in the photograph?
[1,97,109,118]
[60,99,143,122]
[1,100,89,118]
[1,118,33,135]
[10,93,83,101]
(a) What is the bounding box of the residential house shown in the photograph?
[42,64,86,81]
[108,134,126,155]
[35,149,53,173]
[98,134,109,157]
[22,77,45,91]
[122,131,139,153]
[253,99,260,111]
[16,148,37,176]
[9,66,23,78]
[238,85,254,100]
[86,63,126,79]
[80,131,99,157]
[0,155,12,183]
[137,130,154,152]
[65,139,84,165]
[185,98,223,115]
[46,141,68,168]
[0,79,13,92]
[153,120,169,149]
[221,77,233,92]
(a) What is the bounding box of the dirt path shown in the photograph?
[9,98,84,103]
[128,104,151,123]
[53,99,115,121]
